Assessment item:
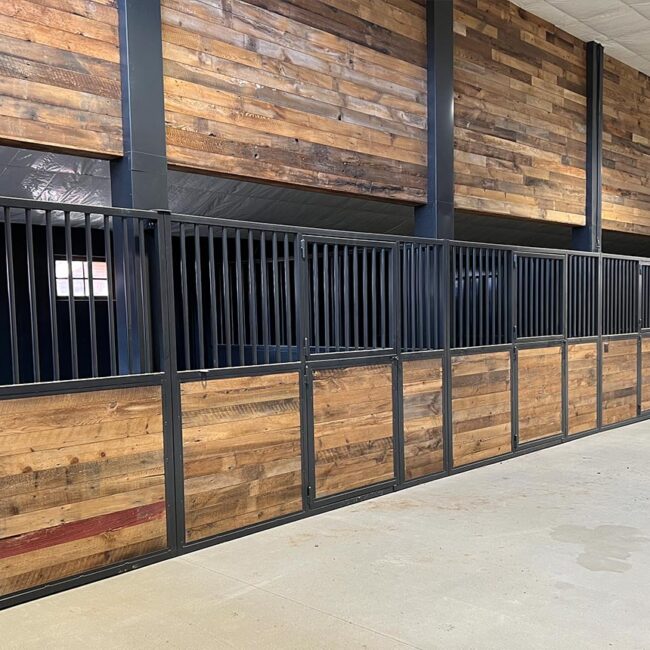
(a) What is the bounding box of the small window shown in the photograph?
[55,260,108,298]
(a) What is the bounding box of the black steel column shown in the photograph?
[414,0,454,240]
[573,42,604,252]
[111,0,168,374]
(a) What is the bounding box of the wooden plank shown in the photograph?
[0,0,121,156]
[181,372,303,543]
[161,0,426,202]
[454,0,587,225]
[567,342,598,435]
[602,338,638,425]
[642,338,650,413]
[517,345,563,443]
[313,363,394,498]
[603,55,650,236]
[0,385,166,598]
[452,351,512,467]
[402,358,444,481]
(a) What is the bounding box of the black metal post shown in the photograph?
[573,41,604,252]
[414,0,454,240]
[111,0,168,374]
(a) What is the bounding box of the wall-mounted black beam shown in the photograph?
[573,41,604,252]
[414,0,455,240]
[111,0,168,374]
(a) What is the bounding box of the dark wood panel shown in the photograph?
[517,345,563,443]
[0,385,166,597]
[602,338,638,425]
[313,364,394,498]
[567,342,598,435]
[641,337,650,413]
[402,358,444,481]
[454,0,587,225]
[452,351,512,467]
[181,372,303,543]
[162,0,426,202]
[0,0,122,156]
[603,55,650,236]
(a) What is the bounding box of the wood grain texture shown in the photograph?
[181,372,302,543]
[602,338,638,425]
[452,351,511,467]
[454,0,587,225]
[567,342,598,435]
[603,55,650,236]
[517,345,562,443]
[0,385,166,597]
[402,357,444,480]
[0,0,122,156]
[313,364,394,498]
[161,0,427,202]
[641,337,650,413]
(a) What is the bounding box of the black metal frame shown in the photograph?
[3,196,650,610]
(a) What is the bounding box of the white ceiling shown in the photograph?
[512,0,650,76]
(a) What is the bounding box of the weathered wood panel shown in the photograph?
[602,338,638,425]
[641,337,650,413]
[0,0,122,156]
[454,0,587,225]
[181,372,303,543]
[313,364,394,498]
[452,351,511,467]
[517,345,563,443]
[567,342,598,435]
[603,56,650,236]
[402,357,444,481]
[161,0,427,202]
[0,385,166,597]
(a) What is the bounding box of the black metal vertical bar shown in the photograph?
[353,245,359,349]
[235,229,246,364]
[381,248,387,349]
[272,232,281,360]
[208,226,218,368]
[65,212,78,379]
[104,215,117,376]
[333,243,340,351]
[283,233,292,360]
[323,243,330,352]
[372,247,378,349]
[85,213,98,377]
[311,241,319,353]
[424,246,431,348]
[45,211,59,381]
[464,247,470,347]
[261,232,270,363]
[179,223,190,369]
[248,231,258,364]
[573,42,604,252]
[222,228,233,367]
[4,207,19,383]
[343,245,350,349]
[25,209,40,382]
[414,0,454,239]
[363,247,369,348]
[454,246,460,348]
[193,224,204,369]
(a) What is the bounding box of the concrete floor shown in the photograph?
[3,423,650,649]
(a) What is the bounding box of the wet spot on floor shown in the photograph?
[551,524,649,573]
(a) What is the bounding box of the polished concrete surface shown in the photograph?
[3,422,650,649]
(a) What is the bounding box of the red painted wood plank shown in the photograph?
[0,501,166,559]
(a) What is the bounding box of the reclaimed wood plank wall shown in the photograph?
[602,338,638,426]
[0,385,166,597]
[451,351,512,467]
[603,56,650,237]
[160,0,427,202]
[402,357,444,481]
[453,0,587,225]
[0,0,122,156]
[517,345,563,443]
[641,337,650,413]
[181,372,303,543]
[567,342,598,435]
[312,364,394,498]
